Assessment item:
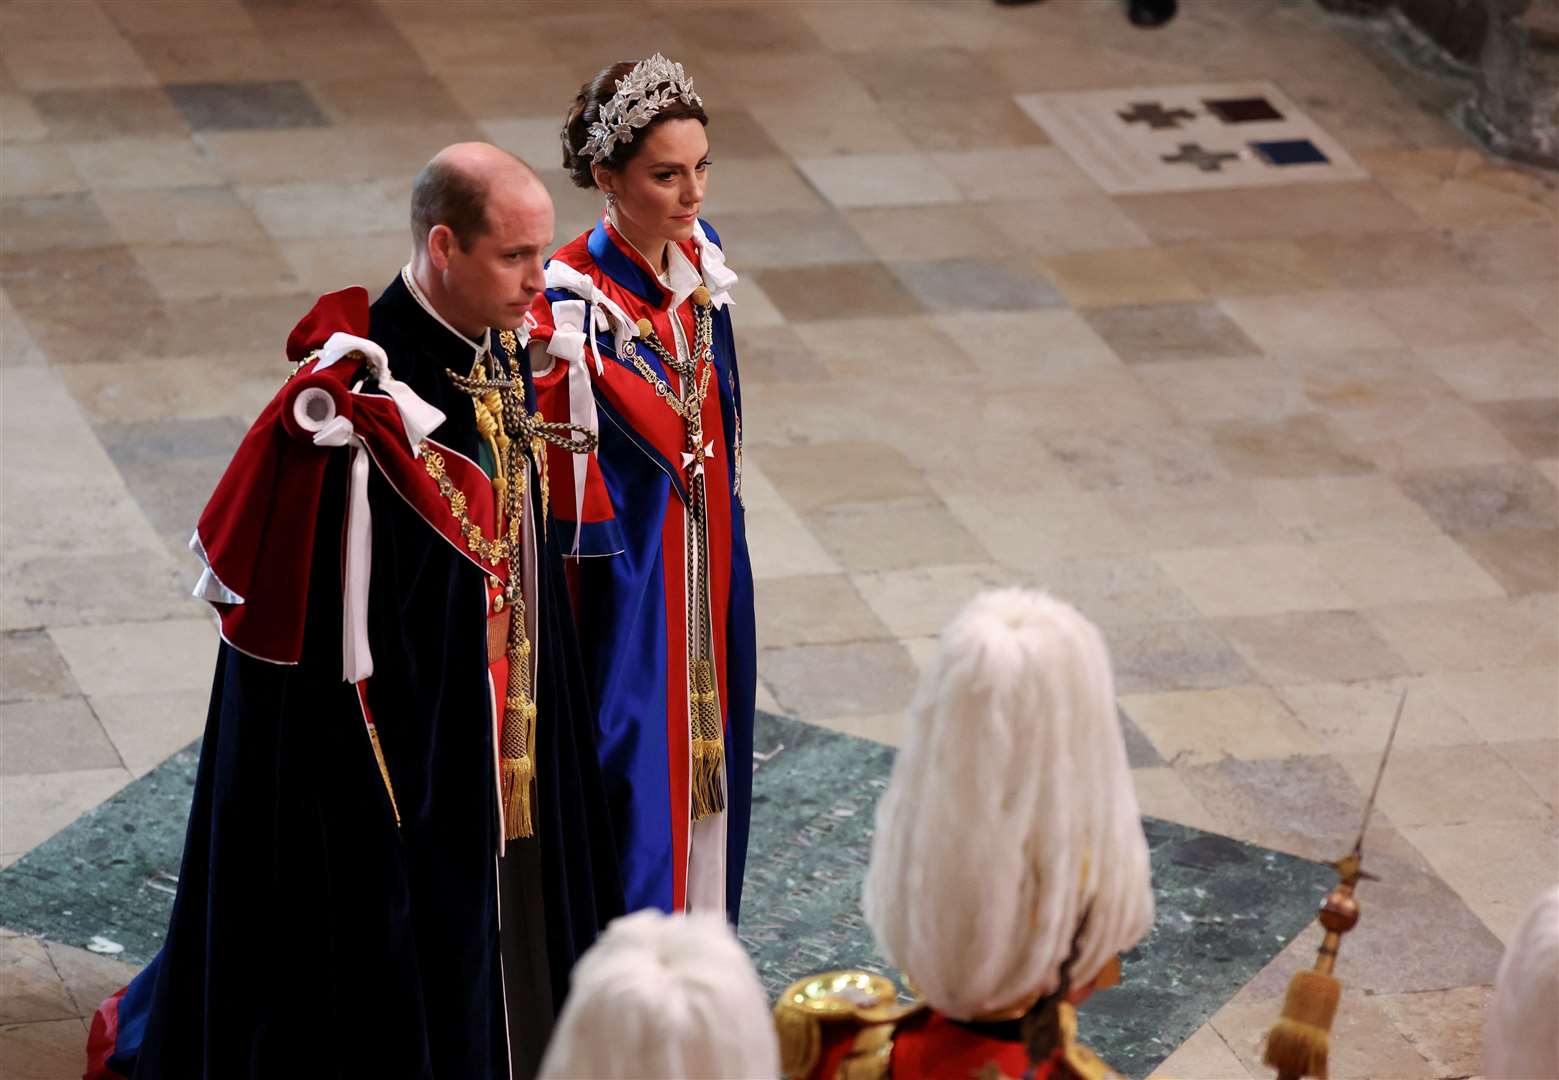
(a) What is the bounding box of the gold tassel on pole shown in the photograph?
[689,658,726,821]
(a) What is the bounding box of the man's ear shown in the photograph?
[427,224,457,271]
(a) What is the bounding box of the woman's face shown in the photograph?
[597,117,710,251]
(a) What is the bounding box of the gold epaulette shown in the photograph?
[773,970,925,1080]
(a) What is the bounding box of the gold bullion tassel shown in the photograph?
[501,634,537,840]
[366,724,402,827]
[1265,970,1340,1078]
[690,658,726,821]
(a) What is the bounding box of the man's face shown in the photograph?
[441,178,554,333]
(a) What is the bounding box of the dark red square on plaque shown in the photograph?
[1204,97,1284,123]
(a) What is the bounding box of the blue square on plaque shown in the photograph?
[1251,138,1330,166]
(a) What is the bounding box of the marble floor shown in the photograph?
[1,0,1555,1077]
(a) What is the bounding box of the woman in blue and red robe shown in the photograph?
[523,55,756,918]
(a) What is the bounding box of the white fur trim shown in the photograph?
[1486,885,1559,1079]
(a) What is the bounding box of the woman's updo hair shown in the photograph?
[562,60,710,190]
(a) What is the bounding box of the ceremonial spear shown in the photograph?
[1263,691,1408,1080]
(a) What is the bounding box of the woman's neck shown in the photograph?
[609,205,669,276]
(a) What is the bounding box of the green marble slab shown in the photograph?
[0,713,1333,1078]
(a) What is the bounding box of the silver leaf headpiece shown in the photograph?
[581,53,703,166]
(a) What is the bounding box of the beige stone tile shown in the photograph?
[1363,284,1548,347]
[793,153,960,210]
[200,123,476,186]
[0,145,84,198]
[0,93,47,143]
[930,147,1095,204]
[1122,686,1320,765]
[1428,666,1559,743]
[1104,620,1256,695]
[1454,527,1559,596]
[128,30,294,83]
[945,491,1139,567]
[1214,610,1414,684]
[761,640,919,719]
[0,1017,92,1078]
[57,357,281,424]
[28,85,188,141]
[88,689,208,778]
[749,99,916,158]
[751,264,922,322]
[1499,278,1558,341]
[753,678,782,717]
[276,233,411,295]
[1131,358,1308,425]
[40,941,134,1021]
[49,618,217,699]
[697,49,876,112]
[736,461,842,580]
[1474,397,1559,460]
[934,309,1120,382]
[790,316,959,381]
[797,711,907,748]
[1490,738,1559,812]
[0,35,155,90]
[1146,1021,1251,1079]
[0,936,77,1024]
[729,277,784,328]
[974,193,1152,256]
[1276,675,1480,752]
[1164,238,1338,297]
[845,204,1016,263]
[1387,175,1553,230]
[1039,246,1205,310]
[0,192,118,255]
[1104,480,1290,550]
[1153,544,1352,617]
[1083,302,1261,365]
[312,74,468,129]
[0,368,122,494]
[104,0,256,36]
[0,0,118,39]
[1117,182,1422,245]
[1449,223,1559,283]
[1039,418,1231,491]
[65,136,218,190]
[701,157,827,216]
[1294,229,1477,289]
[1339,743,1551,827]
[850,563,1014,639]
[94,185,267,246]
[1374,987,1493,1079]
[131,240,301,303]
[753,574,889,650]
[1405,817,1559,943]
[1219,292,1404,352]
[0,630,79,702]
[241,177,410,239]
[3,552,192,631]
[804,498,988,573]
[841,47,1007,105]
[1211,990,1437,1079]
[0,767,130,858]
[1026,554,1201,627]
[0,289,44,368]
[1363,594,1558,673]
[880,97,1047,153]
[1315,533,1505,606]
[1251,475,1442,542]
[1129,767,1220,834]
[755,439,933,513]
[1395,462,1553,531]
[1414,338,1558,402]
[0,697,121,776]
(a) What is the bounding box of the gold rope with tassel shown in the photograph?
[1264,691,1405,1080]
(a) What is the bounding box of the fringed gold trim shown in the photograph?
[691,737,726,821]
[1263,970,1339,1078]
[366,724,401,827]
[502,754,534,840]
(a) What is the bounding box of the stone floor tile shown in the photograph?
[1315,533,1505,606]
[2,548,190,634]
[1153,544,1354,618]
[1336,743,1551,828]
[755,440,933,513]
[1213,610,1414,684]
[0,768,130,859]
[0,0,119,40]
[699,157,826,216]
[749,98,916,159]
[1082,302,1262,365]
[28,86,187,141]
[935,309,1120,381]
[880,97,1047,153]
[0,290,45,368]
[1489,738,1559,813]
[276,233,412,296]
[65,136,220,191]
[793,153,960,210]
[802,498,988,573]
[0,937,77,1025]
[729,325,830,384]
[729,277,785,328]
[1040,247,1206,309]
[1133,357,1309,426]
[0,93,47,143]
[0,631,79,704]
[1363,594,1558,673]
[241,177,410,239]
[790,315,961,381]
[1396,463,1559,532]
[0,698,121,776]
[1211,990,1436,1079]
[103,0,255,36]
[841,47,1006,103]
[1364,284,1549,347]
[1178,753,1366,862]
[1122,686,1321,766]
[1027,554,1201,627]
[1497,278,1558,341]
[1374,987,1494,1079]
[850,563,1014,640]
[736,462,842,581]
[87,689,209,779]
[0,35,155,92]
[131,240,300,303]
[1453,527,1559,595]
[1338,396,1526,472]
[315,75,468,128]
[1105,480,1290,550]
[749,263,923,322]
[129,31,295,85]
[1116,182,1422,245]
[1164,238,1338,297]
[1104,620,1255,695]
[761,640,920,719]
[199,122,476,187]
[890,256,1065,313]
[1,145,84,198]
[40,940,134,1020]
[798,711,908,748]
[929,146,1096,204]
[697,208,873,270]
[49,619,217,700]
[1473,397,1559,460]
[0,192,118,255]
[1415,338,1558,403]
[1275,676,1481,754]
[697,49,876,113]
[94,185,266,247]
[1040,418,1232,490]
[1250,474,1442,542]
[1219,292,1404,352]
[844,204,1017,263]
[752,574,891,650]
[1447,222,1559,283]
[1130,767,1220,834]
[1428,666,1559,743]
[1293,229,1477,289]
[57,357,280,425]
[166,79,328,132]
[946,491,1139,567]
[1146,1021,1251,1079]
[0,1017,91,1079]
[973,193,1153,256]
[1211,414,1378,479]
[1405,817,1559,943]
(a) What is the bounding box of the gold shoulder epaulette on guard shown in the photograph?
[774,970,925,1080]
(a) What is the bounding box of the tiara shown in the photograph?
[581,53,703,166]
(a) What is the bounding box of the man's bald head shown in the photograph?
[410,142,544,253]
